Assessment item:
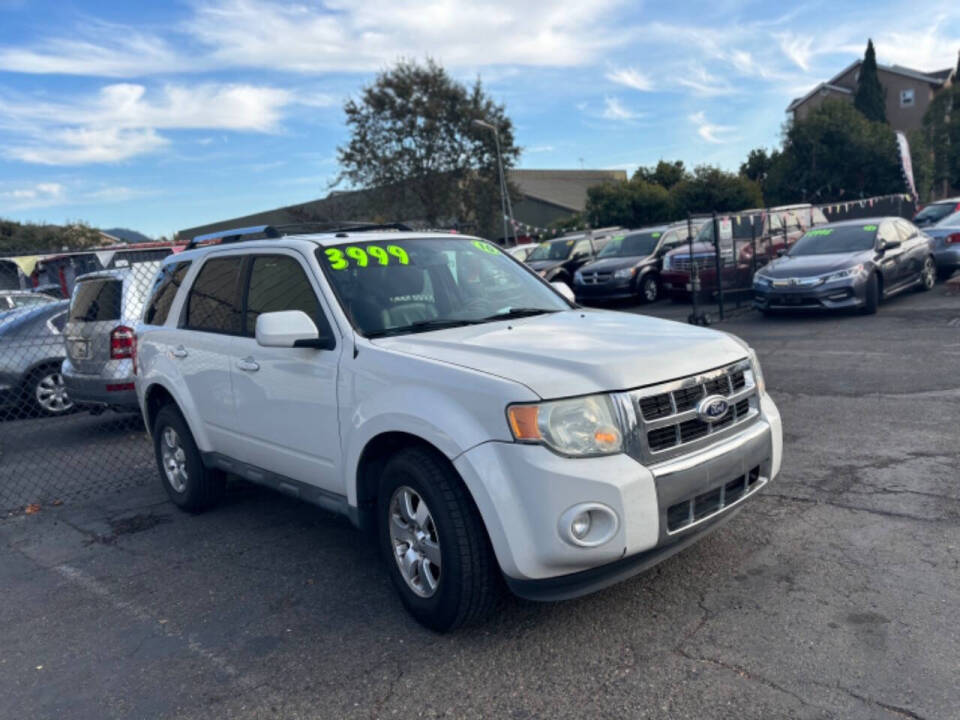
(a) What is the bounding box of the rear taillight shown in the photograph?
[947,233,960,245]
[110,325,136,360]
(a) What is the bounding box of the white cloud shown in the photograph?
[689,111,736,144]
[776,33,816,72]
[602,96,643,120]
[0,181,144,210]
[525,145,555,153]
[606,66,653,91]
[675,65,738,97]
[0,0,633,77]
[0,82,294,165]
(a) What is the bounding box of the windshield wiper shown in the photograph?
[476,307,560,322]
[365,318,482,339]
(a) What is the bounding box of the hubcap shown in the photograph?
[644,277,658,301]
[35,372,73,414]
[923,259,935,288]
[388,486,442,598]
[160,426,189,493]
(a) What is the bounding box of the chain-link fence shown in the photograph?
[1,253,165,512]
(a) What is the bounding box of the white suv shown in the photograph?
[135,225,782,631]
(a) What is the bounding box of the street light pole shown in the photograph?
[473,119,513,245]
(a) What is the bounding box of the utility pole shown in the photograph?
[473,119,514,245]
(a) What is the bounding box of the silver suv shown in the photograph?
[62,264,159,412]
[136,224,782,631]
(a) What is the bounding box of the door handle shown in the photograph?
[238,357,260,372]
[171,346,188,359]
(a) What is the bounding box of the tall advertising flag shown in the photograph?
[896,131,918,202]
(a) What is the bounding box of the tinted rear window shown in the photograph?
[70,279,122,322]
[185,257,242,334]
[915,202,957,224]
[144,261,191,326]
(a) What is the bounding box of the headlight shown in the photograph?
[724,332,766,395]
[819,264,864,283]
[754,273,773,286]
[749,349,766,394]
[574,270,584,284]
[507,394,623,456]
[614,267,637,280]
[662,255,672,270]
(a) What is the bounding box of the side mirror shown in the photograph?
[255,310,332,349]
[551,281,575,303]
[883,239,902,250]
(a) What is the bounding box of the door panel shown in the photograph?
[226,252,343,495]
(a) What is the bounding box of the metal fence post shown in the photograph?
[688,213,700,324]
[712,212,724,321]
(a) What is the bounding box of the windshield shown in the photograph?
[789,225,876,255]
[527,239,575,261]
[318,237,570,338]
[694,216,759,245]
[598,232,661,258]
[934,209,960,227]
[916,202,958,226]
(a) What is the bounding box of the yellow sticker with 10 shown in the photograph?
[325,244,409,270]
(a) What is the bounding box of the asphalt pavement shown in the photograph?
[1,286,958,720]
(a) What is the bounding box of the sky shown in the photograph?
[0,0,958,238]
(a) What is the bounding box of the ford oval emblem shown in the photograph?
[697,395,730,423]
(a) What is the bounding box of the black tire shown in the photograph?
[937,268,955,282]
[759,307,776,317]
[638,273,659,304]
[25,364,74,417]
[152,404,224,512]
[377,446,500,632]
[918,256,936,291]
[862,273,880,315]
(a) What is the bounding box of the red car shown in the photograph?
[661,205,828,299]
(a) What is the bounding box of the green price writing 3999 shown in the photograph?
[325,244,409,270]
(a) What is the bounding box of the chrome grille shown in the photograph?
[619,359,759,463]
[579,271,612,285]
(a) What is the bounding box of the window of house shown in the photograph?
[900,88,915,107]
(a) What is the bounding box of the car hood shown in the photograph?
[526,259,566,272]
[667,242,715,257]
[761,252,871,278]
[578,256,651,274]
[373,309,747,398]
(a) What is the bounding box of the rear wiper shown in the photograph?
[365,318,481,338]
[476,307,560,322]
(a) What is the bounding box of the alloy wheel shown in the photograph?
[643,276,658,302]
[160,426,189,493]
[388,485,442,598]
[35,372,73,414]
[922,258,936,289]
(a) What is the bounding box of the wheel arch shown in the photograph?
[353,431,456,533]
[141,380,210,451]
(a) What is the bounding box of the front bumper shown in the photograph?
[62,357,139,410]
[754,277,867,311]
[574,278,636,301]
[455,393,782,599]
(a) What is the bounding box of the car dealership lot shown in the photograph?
[2,288,958,720]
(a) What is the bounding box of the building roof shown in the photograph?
[509,169,627,211]
[178,169,627,240]
[786,59,955,113]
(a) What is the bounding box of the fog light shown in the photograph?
[571,511,592,539]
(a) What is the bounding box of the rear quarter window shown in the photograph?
[70,279,122,322]
[143,261,191,326]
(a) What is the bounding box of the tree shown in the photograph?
[739,148,776,183]
[633,160,686,189]
[336,58,519,238]
[0,219,102,254]
[854,39,887,123]
[586,179,673,227]
[670,166,763,216]
[764,100,901,205]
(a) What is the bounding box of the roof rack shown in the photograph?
[185,221,413,250]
